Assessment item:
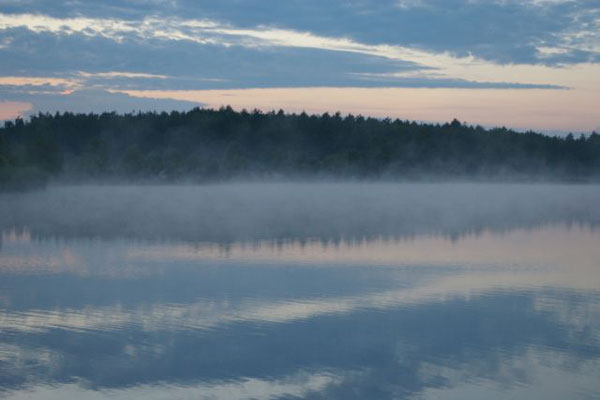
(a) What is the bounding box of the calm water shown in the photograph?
[0,184,599,399]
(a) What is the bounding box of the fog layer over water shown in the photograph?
[0,183,599,399]
[1,183,599,243]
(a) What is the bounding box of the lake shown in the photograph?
[0,183,599,399]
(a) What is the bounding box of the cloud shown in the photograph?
[0,371,340,400]
[2,0,597,64]
[396,0,429,9]
[349,72,565,89]
[0,13,583,91]
[0,76,76,87]
[76,71,170,79]
[0,88,201,117]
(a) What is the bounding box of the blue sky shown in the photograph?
[0,0,599,132]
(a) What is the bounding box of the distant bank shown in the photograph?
[1,107,599,190]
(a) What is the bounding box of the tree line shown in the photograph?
[1,106,599,189]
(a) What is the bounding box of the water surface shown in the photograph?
[0,184,599,399]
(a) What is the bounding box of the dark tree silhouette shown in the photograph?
[1,107,599,190]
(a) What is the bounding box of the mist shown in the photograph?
[1,182,599,244]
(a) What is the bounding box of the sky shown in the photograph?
[0,0,599,133]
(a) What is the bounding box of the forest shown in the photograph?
[1,106,599,189]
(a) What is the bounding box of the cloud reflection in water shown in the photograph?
[0,184,599,399]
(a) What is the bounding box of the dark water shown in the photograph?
[0,184,599,399]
